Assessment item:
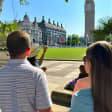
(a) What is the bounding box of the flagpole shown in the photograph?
[86,34,88,47]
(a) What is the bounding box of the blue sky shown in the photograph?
[1,0,111,37]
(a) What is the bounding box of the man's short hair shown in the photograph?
[7,31,31,57]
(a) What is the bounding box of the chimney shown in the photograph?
[42,16,45,22]
[53,20,55,25]
[61,24,63,28]
[48,18,51,24]
[34,17,37,23]
[57,22,59,27]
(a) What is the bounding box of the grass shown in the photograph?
[37,47,87,60]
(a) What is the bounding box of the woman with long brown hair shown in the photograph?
[69,41,112,112]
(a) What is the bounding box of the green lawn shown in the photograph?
[37,47,86,60]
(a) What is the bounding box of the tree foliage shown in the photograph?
[92,29,105,41]
[72,34,80,46]
[0,21,21,41]
[65,0,69,2]
[19,0,29,5]
[67,35,71,45]
[0,0,29,15]
[91,17,112,42]
[105,35,112,42]
[0,0,29,42]
[67,34,80,46]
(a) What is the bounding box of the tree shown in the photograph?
[80,37,86,46]
[0,0,3,15]
[0,0,67,42]
[71,34,80,46]
[67,35,72,46]
[65,0,69,2]
[67,34,80,46]
[0,21,21,41]
[0,0,68,14]
[91,17,112,41]
[98,17,112,35]
[77,36,80,45]
[0,0,29,42]
[105,35,112,42]
[91,29,105,41]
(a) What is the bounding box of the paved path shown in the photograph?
[42,61,83,112]
[42,61,82,91]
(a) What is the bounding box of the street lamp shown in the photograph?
[50,32,52,46]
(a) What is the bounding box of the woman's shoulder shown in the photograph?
[73,77,90,92]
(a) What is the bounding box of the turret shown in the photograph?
[23,13,30,22]
[53,20,55,25]
[61,24,63,28]
[42,16,45,23]
[57,22,59,27]
[33,17,37,24]
[48,18,51,24]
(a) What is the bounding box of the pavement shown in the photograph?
[0,51,83,112]
[42,60,83,112]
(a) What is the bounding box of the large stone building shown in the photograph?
[39,16,66,45]
[85,0,95,42]
[19,14,42,45]
[19,14,66,46]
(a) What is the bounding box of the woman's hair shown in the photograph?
[86,41,112,112]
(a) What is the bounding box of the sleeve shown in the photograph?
[69,92,80,112]
[35,72,52,110]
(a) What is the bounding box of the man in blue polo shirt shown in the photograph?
[0,31,53,112]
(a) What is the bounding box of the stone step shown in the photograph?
[51,85,72,107]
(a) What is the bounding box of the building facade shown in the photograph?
[19,14,66,46]
[85,0,95,42]
[39,16,66,45]
[19,14,42,45]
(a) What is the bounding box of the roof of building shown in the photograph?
[39,22,66,32]
[19,14,66,32]
[23,14,30,22]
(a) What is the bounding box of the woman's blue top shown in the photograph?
[69,88,93,112]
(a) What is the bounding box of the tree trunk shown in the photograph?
[0,0,4,15]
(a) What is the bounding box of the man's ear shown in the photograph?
[26,48,31,55]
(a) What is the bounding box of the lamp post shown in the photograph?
[50,32,52,46]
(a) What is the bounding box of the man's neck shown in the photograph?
[10,56,27,59]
